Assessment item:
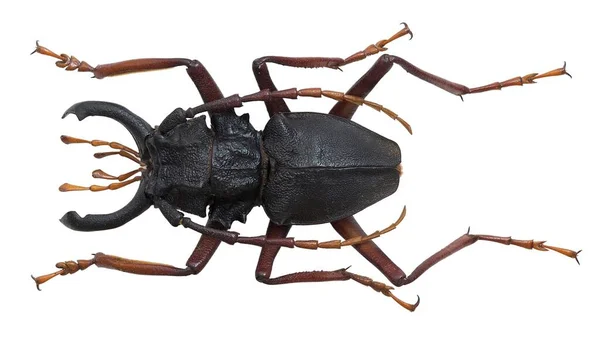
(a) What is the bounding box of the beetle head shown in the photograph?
[58,101,153,231]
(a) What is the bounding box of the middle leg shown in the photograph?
[252,24,413,116]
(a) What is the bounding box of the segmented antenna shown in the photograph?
[59,136,144,192]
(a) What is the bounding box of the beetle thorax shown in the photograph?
[144,113,264,229]
[145,115,213,217]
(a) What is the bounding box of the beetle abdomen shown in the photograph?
[262,112,401,225]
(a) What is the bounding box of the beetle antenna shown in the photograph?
[59,176,141,192]
[92,168,143,181]
[59,135,145,190]
[92,169,118,180]
[61,135,140,157]
[93,150,142,165]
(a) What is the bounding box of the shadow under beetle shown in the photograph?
[31,23,579,311]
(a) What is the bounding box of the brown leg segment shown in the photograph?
[185,222,226,274]
[255,222,292,281]
[254,221,419,311]
[252,24,413,116]
[332,216,406,286]
[330,55,571,118]
[31,232,223,290]
[397,228,581,287]
[32,41,232,116]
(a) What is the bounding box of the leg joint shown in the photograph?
[185,59,206,74]
[255,270,270,283]
[185,263,202,275]
[379,53,395,63]
[252,57,271,76]
[252,57,268,71]
[189,59,202,68]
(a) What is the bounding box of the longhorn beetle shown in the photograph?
[31,23,578,311]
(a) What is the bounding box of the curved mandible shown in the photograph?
[63,101,153,158]
[60,180,152,231]
[60,101,154,231]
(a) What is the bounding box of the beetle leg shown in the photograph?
[341,22,413,66]
[396,228,581,287]
[33,41,190,79]
[464,62,571,97]
[258,266,419,311]
[31,227,224,290]
[31,252,191,290]
[252,23,413,116]
[31,41,95,74]
[330,55,570,119]
[332,216,407,287]
[255,221,292,281]
[184,221,226,277]
[254,221,418,311]
[33,42,232,118]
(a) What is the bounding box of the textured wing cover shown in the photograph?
[263,113,401,225]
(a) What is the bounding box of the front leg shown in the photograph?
[31,228,223,290]
[32,42,232,117]
[32,252,192,290]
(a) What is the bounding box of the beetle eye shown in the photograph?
[58,135,146,192]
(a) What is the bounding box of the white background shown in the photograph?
[1,1,598,336]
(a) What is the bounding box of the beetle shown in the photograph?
[31,23,578,311]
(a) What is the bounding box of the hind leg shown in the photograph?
[332,216,407,286]
[396,228,580,287]
[329,54,570,119]
[255,221,419,311]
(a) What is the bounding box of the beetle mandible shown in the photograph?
[31,23,578,311]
